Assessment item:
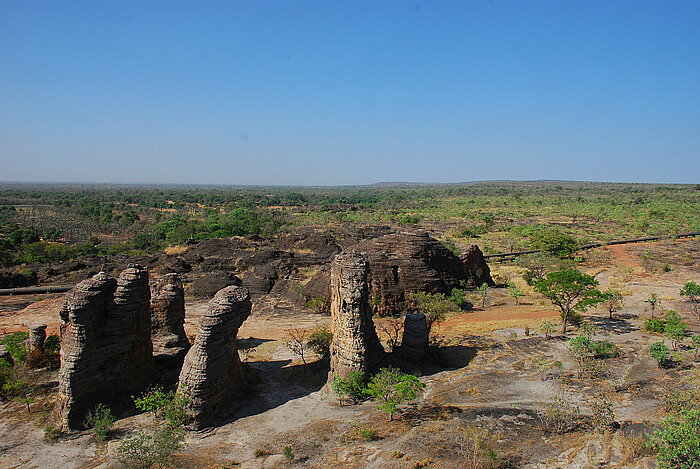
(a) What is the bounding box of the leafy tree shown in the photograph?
[117,428,184,469]
[680,281,700,319]
[649,408,700,469]
[529,227,577,257]
[602,289,624,319]
[645,293,661,319]
[533,269,605,333]
[366,367,425,421]
[507,282,524,305]
[0,332,28,363]
[476,283,489,308]
[410,291,457,334]
[307,327,332,360]
[664,311,687,350]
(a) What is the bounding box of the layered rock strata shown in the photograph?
[400,313,429,362]
[328,252,384,382]
[28,324,47,353]
[460,244,495,287]
[52,265,154,430]
[177,286,251,429]
[150,273,189,371]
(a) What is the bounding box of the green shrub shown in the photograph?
[650,341,670,367]
[283,445,294,461]
[332,371,368,404]
[366,367,425,421]
[590,340,619,358]
[645,318,666,334]
[134,386,189,429]
[307,327,332,360]
[649,408,700,469]
[85,403,115,441]
[43,424,61,443]
[529,227,578,257]
[0,332,28,363]
[117,428,184,469]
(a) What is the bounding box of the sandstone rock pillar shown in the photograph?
[328,252,384,383]
[460,244,495,287]
[400,313,429,362]
[51,265,154,431]
[28,324,47,354]
[150,273,189,372]
[177,286,252,429]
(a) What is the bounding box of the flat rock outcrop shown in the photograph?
[177,286,252,429]
[150,273,189,372]
[350,231,485,316]
[460,244,495,287]
[328,252,384,382]
[51,265,154,431]
[400,313,429,362]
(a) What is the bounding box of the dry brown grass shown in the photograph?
[164,245,187,255]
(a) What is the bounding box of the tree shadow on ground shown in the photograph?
[213,358,328,427]
[587,315,638,334]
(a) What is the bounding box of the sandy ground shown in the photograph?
[0,238,698,468]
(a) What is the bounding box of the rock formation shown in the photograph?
[349,231,485,316]
[177,286,252,429]
[28,324,47,354]
[460,244,495,287]
[328,252,384,382]
[150,273,189,372]
[52,265,154,431]
[400,313,429,362]
[0,345,13,366]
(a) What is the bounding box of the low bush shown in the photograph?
[85,403,115,441]
[331,371,368,404]
[645,318,666,334]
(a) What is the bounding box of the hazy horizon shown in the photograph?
[2,2,699,185]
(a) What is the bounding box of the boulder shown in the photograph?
[460,244,495,287]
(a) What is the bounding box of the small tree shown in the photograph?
[307,326,332,360]
[602,289,624,320]
[85,403,115,441]
[285,328,310,366]
[680,281,700,319]
[664,311,687,351]
[476,283,489,308]
[645,293,661,319]
[507,282,525,305]
[533,269,605,333]
[331,371,367,405]
[410,291,456,334]
[378,317,404,352]
[539,320,557,339]
[366,368,425,421]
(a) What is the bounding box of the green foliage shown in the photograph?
[533,269,605,333]
[569,334,619,359]
[44,334,60,353]
[448,288,471,309]
[43,424,62,442]
[529,227,578,257]
[476,283,489,307]
[440,238,461,256]
[539,320,557,338]
[9,229,39,246]
[663,310,688,349]
[134,386,189,429]
[457,225,487,238]
[396,214,419,225]
[649,408,700,469]
[680,281,700,317]
[307,326,332,360]
[116,427,184,469]
[650,341,671,367]
[0,332,28,363]
[366,367,425,421]
[645,318,666,334]
[411,291,459,331]
[602,289,624,318]
[331,371,368,404]
[507,282,525,305]
[0,358,12,392]
[85,403,115,441]
[283,445,294,461]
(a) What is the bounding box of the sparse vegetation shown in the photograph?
[365,367,425,421]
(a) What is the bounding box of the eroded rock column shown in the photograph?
[177,286,251,429]
[28,324,47,354]
[328,252,384,383]
[400,313,429,362]
[51,265,154,431]
[151,273,189,372]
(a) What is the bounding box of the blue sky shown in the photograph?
[1,1,699,185]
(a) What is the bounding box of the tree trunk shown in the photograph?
[561,313,568,334]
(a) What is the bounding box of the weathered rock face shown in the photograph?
[52,265,154,431]
[328,252,384,382]
[400,313,429,362]
[460,244,495,287]
[177,286,252,429]
[150,273,189,372]
[28,324,47,353]
[350,231,483,316]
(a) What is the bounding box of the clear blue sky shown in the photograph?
[1,1,699,185]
